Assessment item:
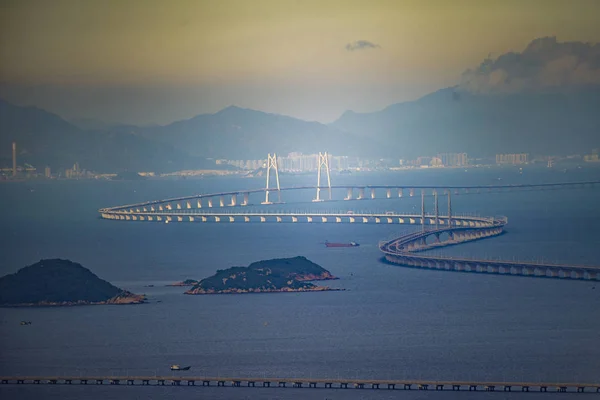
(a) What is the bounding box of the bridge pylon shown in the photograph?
[434,189,439,228]
[262,153,280,204]
[313,152,331,202]
[421,190,426,231]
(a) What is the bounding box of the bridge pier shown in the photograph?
[345,188,353,200]
[386,189,391,198]
[242,192,249,206]
[230,194,237,206]
[398,188,403,197]
[219,196,225,207]
[358,188,365,200]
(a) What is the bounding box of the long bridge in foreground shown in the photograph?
[1,375,599,393]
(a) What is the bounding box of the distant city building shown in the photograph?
[437,152,468,167]
[415,156,432,166]
[584,149,599,163]
[496,153,529,165]
[430,157,443,167]
[44,166,51,178]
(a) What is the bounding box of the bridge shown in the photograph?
[98,152,600,280]
[99,152,600,218]
[379,220,600,281]
[1,375,599,393]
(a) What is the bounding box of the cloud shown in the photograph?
[345,40,381,52]
[459,37,600,94]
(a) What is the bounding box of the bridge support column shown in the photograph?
[292,216,298,223]
[345,188,353,200]
[242,193,249,206]
[409,188,414,197]
[219,196,225,207]
[386,189,391,198]
[398,188,403,197]
[420,190,426,230]
[370,188,376,199]
[208,198,213,208]
[196,199,202,208]
[434,189,439,228]
[230,195,237,206]
[358,188,365,199]
[263,153,281,204]
[244,216,250,222]
[314,152,331,202]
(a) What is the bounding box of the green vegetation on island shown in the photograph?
[185,256,339,295]
[0,259,145,306]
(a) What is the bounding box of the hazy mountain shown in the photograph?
[0,99,205,173]
[331,87,600,158]
[136,105,374,160]
[332,37,600,158]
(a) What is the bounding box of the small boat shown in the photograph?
[324,241,359,248]
[20,321,32,325]
[170,365,191,371]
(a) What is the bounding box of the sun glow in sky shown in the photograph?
[1,0,599,124]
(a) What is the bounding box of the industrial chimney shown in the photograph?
[12,142,16,177]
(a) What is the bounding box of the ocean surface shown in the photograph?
[1,166,599,400]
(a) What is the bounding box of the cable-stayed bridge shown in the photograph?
[98,152,600,281]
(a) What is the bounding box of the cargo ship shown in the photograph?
[324,241,359,248]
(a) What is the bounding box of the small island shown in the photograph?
[0,259,145,306]
[166,279,199,287]
[185,256,340,295]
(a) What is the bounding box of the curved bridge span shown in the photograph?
[98,155,600,280]
[99,180,600,216]
[379,218,600,281]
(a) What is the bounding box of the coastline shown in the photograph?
[185,286,343,295]
[0,293,146,307]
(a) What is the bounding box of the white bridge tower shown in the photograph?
[262,153,280,204]
[313,152,332,202]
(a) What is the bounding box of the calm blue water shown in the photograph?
[1,167,599,399]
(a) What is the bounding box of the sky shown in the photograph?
[1,0,600,125]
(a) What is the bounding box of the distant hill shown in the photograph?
[134,105,373,160]
[0,99,209,172]
[3,37,600,169]
[331,87,600,158]
[0,259,144,306]
[332,37,600,158]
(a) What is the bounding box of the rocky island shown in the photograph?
[185,256,340,295]
[0,259,145,306]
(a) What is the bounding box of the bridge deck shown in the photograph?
[1,375,599,391]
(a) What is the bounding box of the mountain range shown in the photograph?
[1,37,599,172]
[2,86,599,173]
